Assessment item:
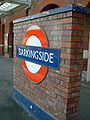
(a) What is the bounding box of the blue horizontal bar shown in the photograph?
[13,88,55,120]
[13,4,90,24]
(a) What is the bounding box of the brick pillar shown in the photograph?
[59,12,84,119]
[13,4,85,120]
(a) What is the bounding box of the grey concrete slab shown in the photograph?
[0,57,35,120]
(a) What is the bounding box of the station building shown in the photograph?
[0,0,90,120]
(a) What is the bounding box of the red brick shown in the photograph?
[72,12,84,18]
[61,48,83,54]
[46,90,57,98]
[62,42,83,48]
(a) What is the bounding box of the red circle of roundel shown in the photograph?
[22,25,48,84]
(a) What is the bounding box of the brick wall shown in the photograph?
[13,10,84,120]
[29,0,90,14]
[81,15,89,82]
[0,6,27,56]
[1,6,26,33]
[82,15,89,70]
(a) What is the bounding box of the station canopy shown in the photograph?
[0,0,32,16]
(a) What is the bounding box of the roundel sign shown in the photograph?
[22,25,48,83]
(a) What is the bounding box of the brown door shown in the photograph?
[0,21,1,55]
[1,24,5,55]
[9,22,13,58]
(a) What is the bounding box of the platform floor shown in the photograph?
[0,56,90,120]
[78,83,90,120]
[0,57,35,120]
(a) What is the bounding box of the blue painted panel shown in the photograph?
[16,46,60,69]
[72,4,87,13]
[13,4,90,24]
[13,4,73,23]
[13,88,55,120]
[87,9,90,14]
